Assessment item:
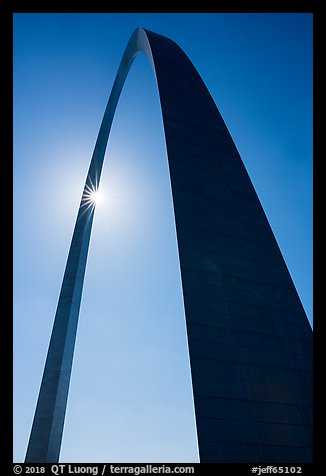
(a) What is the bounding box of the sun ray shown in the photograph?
[79,176,105,219]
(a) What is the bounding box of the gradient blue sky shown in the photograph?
[13,13,313,463]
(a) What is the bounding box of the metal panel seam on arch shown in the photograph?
[25,27,313,463]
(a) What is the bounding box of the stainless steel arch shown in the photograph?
[25,27,313,463]
[25,26,201,464]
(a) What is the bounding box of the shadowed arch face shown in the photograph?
[25,28,312,463]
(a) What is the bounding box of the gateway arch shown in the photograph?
[25,28,312,463]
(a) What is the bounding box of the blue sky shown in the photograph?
[13,13,313,463]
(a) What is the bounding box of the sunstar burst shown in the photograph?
[81,179,104,213]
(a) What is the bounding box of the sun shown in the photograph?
[89,189,103,205]
[81,180,105,214]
